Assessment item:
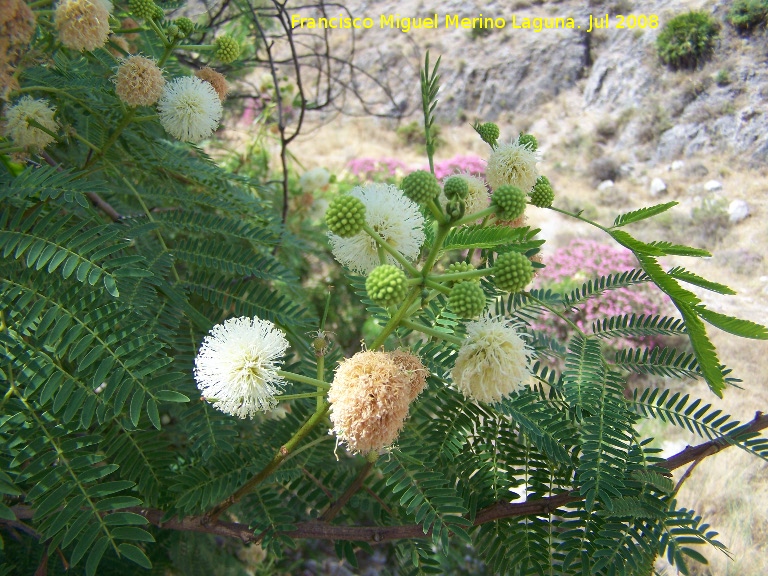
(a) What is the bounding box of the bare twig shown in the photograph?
[320,461,373,522]
[11,412,767,544]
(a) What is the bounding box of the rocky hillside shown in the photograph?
[328,0,767,166]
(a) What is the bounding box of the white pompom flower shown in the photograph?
[194,316,290,419]
[158,76,223,143]
[451,314,533,404]
[3,97,58,150]
[486,140,539,193]
[328,183,425,274]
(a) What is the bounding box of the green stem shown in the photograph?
[83,109,136,169]
[424,278,450,295]
[428,268,490,283]
[277,392,326,402]
[401,319,464,346]
[547,205,610,233]
[452,206,496,228]
[369,287,421,350]
[276,370,330,390]
[24,118,59,142]
[420,223,451,277]
[146,17,169,46]
[180,44,217,51]
[205,402,330,522]
[426,198,446,223]
[70,131,101,153]
[361,222,421,277]
[0,146,25,154]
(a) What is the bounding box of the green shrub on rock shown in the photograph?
[656,11,720,70]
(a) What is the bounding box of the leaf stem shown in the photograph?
[277,370,330,390]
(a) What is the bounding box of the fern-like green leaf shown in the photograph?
[613,202,678,228]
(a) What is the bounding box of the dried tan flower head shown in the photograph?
[109,34,130,56]
[195,66,229,102]
[0,0,36,45]
[55,0,112,52]
[529,252,543,278]
[114,55,165,107]
[329,350,426,454]
[388,349,428,402]
[120,17,140,41]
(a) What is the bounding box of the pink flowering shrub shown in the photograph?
[346,157,409,182]
[429,154,486,179]
[533,239,672,350]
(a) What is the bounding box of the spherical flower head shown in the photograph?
[195,66,229,101]
[388,349,428,402]
[448,281,486,319]
[55,0,112,52]
[486,140,539,192]
[128,0,156,20]
[215,35,241,64]
[494,251,534,293]
[366,264,408,308]
[299,166,331,193]
[0,0,36,45]
[4,97,58,150]
[443,175,469,200]
[158,76,222,143]
[326,194,365,237]
[475,122,499,147]
[114,55,165,107]
[175,16,194,36]
[517,132,538,151]
[328,183,425,274]
[492,185,527,221]
[530,175,555,208]
[329,350,419,454]
[451,314,533,404]
[401,170,440,205]
[194,316,290,419]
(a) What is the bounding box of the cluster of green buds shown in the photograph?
[323,124,556,323]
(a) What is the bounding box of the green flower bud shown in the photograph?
[448,281,486,318]
[475,122,500,147]
[401,170,440,205]
[446,198,466,221]
[148,3,163,20]
[530,175,554,208]
[175,17,194,36]
[366,265,408,308]
[491,185,527,220]
[446,261,476,284]
[215,35,241,64]
[493,251,534,293]
[518,133,538,151]
[129,0,158,21]
[326,195,366,238]
[444,175,469,200]
[167,24,180,39]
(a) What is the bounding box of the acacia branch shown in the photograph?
[9,412,766,544]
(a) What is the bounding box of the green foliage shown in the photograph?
[727,0,768,31]
[656,11,720,70]
[2,10,767,575]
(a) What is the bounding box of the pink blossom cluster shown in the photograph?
[428,155,487,179]
[345,157,409,181]
[533,239,671,348]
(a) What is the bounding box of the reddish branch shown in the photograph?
[8,412,767,545]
